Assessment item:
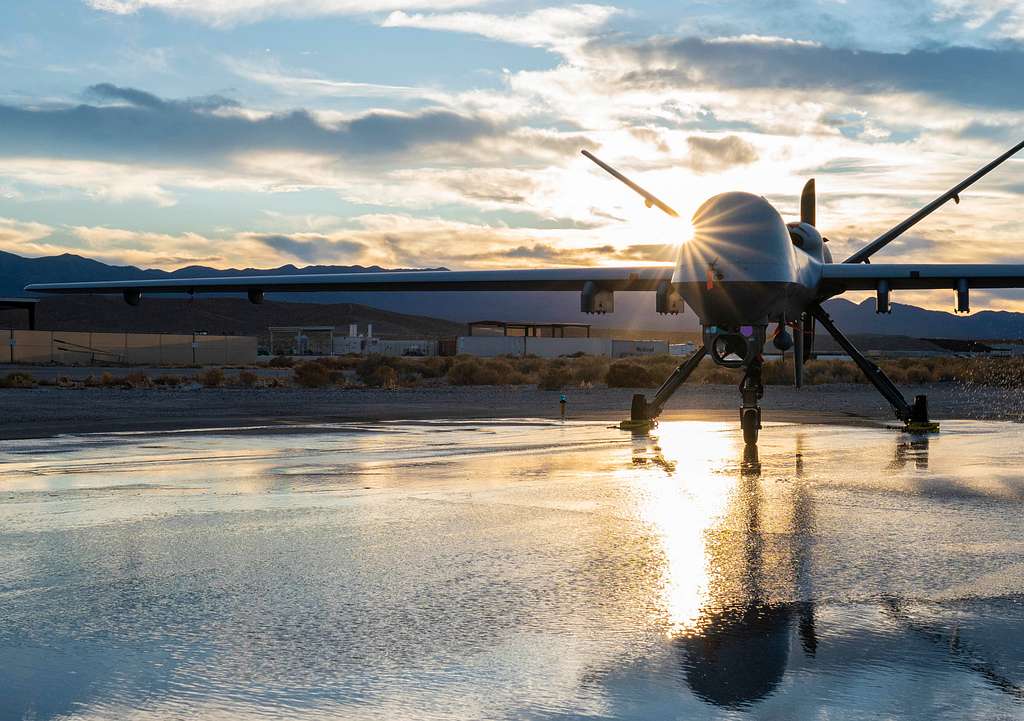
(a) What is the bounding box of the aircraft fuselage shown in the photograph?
[672,191,823,329]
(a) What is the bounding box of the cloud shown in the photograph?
[0,217,53,247]
[599,36,1024,110]
[87,82,239,111]
[685,135,758,172]
[225,58,453,104]
[85,0,488,26]
[933,0,1024,40]
[706,34,821,47]
[0,85,499,166]
[1,214,675,271]
[253,233,366,262]
[382,5,621,55]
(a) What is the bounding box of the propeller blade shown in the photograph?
[581,150,679,218]
[800,179,815,226]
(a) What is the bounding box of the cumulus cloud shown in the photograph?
[85,0,488,26]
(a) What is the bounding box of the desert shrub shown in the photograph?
[197,367,225,388]
[354,355,420,387]
[124,371,151,389]
[447,358,520,385]
[904,364,933,384]
[537,364,573,390]
[267,355,295,368]
[293,361,331,388]
[702,365,740,384]
[357,355,396,385]
[446,360,478,385]
[153,374,184,387]
[514,355,549,376]
[571,355,609,385]
[415,356,452,379]
[237,369,259,388]
[373,366,399,389]
[0,371,34,388]
[760,358,794,385]
[606,361,656,388]
[472,358,507,385]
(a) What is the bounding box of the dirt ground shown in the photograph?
[1,382,1021,439]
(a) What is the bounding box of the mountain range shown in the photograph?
[4,250,1024,340]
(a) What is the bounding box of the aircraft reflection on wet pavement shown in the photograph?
[1,420,1023,719]
[620,425,1021,713]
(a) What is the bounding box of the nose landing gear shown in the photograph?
[740,359,764,446]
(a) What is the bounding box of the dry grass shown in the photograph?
[236,369,259,388]
[197,367,225,388]
[4,353,1023,391]
[293,361,332,388]
[0,371,35,388]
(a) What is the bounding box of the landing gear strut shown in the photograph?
[620,345,708,430]
[739,358,764,445]
[620,344,766,445]
[810,305,939,432]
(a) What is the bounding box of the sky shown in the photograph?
[2,0,1024,310]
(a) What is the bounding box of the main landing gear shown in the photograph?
[810,305,939,433]
[621,304,939,443]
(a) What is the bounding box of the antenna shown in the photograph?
[581,150,679,218]
[844,138,1024,264]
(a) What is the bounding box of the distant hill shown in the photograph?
[5,250,1024,339]
[0,296,465,341]
[818,297,1024,340]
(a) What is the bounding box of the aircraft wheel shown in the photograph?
[741,408,760,446]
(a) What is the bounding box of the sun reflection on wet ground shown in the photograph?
[1,419,1023,719]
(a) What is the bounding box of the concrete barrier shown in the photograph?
[224,336,257,364]
[3,331,256,366]
[456,335,665,358]
[52,332,100,365]
[457,336,526,356]
[10,330,52,363]
[525,337,612,357]
[612,340,669,357]
[125,333,164,365]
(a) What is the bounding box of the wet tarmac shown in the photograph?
[1,419,1023,720]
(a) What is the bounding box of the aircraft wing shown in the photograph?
[24,266,673,295]
[821,264,1024,292]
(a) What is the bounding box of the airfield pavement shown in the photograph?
[4,417,1024,718]
[2,382,1023,439]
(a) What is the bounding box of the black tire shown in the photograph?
[742,408,760,445]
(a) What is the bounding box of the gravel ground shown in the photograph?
[1,382,1021,439]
